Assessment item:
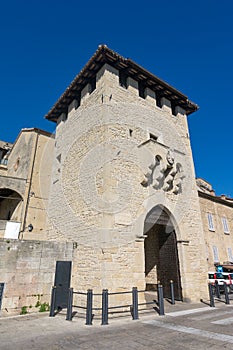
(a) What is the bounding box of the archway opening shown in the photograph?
[144,205,182,300]
[0,188,23,221]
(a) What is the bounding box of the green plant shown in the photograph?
[39,302,50,312]
[20,306,28,315]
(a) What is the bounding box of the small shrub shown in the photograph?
[20,306,28,315]
[39,302,50,312]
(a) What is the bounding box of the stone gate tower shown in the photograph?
[45,45,208,302]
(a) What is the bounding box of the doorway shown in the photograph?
[144,206,182,300]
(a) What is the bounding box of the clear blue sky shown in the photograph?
[0,0,232,197]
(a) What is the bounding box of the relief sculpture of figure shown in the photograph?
[172,163,185,194]
[152,156,166,190]
[163,167,177,192]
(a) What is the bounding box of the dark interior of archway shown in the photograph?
[0,189,22,220]
[144,224,182,301]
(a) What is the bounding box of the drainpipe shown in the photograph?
[20,132,39,237]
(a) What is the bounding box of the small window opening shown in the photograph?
[75,94,81,109]
[0,148,10,165]
[89,77,96,93]
[138,82,146,99]
[156,93,162,108]
[129,129,133,137]
[119,70,128,89]
[171,101,177,116]
[149,133,158,142]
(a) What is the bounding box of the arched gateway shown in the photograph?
[144,205,182,300]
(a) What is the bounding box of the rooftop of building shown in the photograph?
[45,45,199,122]
[0,140,12,150]
[197,178,233,207]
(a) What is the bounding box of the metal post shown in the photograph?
[132,287,139,320]
[86,289,93,325]
[157,283,165,316]
[0,283,5,311]
[101,289,108,325]
[170,280,175,305]
[215,280,221,299]
[208,283,215,307]
[224,283,230,305]
[66,288,73,321]
[49,286,56,317]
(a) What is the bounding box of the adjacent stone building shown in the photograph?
[197,178,233,271]
[0,45,232,314]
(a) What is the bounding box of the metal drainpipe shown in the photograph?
[20,132,39,236]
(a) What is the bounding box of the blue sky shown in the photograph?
[0,0,232,197]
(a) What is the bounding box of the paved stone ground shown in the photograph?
[1,300,233,349]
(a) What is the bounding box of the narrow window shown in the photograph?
[207,213,215,231]
[171,101,177,116]
[138,81,145,99]
[129,129,133,137]
[228,247,233,262]
[222,217,230,234]
[89,76,96,93]
[119,70,128,89]
[213,245,219,263]
[149,133,158,142]
[75,93,81,109]
[156,92,162,108]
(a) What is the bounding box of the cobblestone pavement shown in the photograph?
[1,300,233,349]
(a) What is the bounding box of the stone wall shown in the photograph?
[0,239,73,315]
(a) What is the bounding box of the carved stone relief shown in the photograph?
[141,150,185,194]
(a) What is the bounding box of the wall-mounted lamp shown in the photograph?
[28,224,33,232]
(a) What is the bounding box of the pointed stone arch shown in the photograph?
[143,204,183,300]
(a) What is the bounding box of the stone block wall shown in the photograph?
[0,239,73,315]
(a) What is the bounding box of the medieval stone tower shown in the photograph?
[45,45,208,302]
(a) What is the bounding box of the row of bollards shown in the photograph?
[208,281,230,307]
[50,283,172,324]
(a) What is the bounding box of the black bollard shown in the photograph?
[101,289,108,325]
[215,280,221,299]
[170,280,175,305]
[66,288,73,321]
[132,287,139,320]
[208,283,215,307]
[86,289,93,325]
[224,283,230,305]
[157,283,165,316]
[49,286,56,317]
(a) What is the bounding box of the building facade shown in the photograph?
[0,46,232,314]
[197,178,233,271]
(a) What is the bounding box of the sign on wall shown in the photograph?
[4,221,20,239]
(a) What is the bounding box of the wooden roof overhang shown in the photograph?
[45,45,199,122]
